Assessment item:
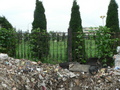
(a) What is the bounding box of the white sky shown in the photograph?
[0,0,120,32]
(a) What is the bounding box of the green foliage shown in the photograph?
[62,33,66,41]
[23,31,30,42]
[0,28,16,57]
[95,26,118,64]
[16,37,67,64]
[49,31,57,41]
[56,33,60,42]
[69,0,82,32]
[69,0,84,62]
[0,16,13,29]
[106,0,119,32]
[30,28,49,62]
[0,16,16,57]
[16,30,23,44]
[75,30,86,63]
[106,0,119,54]
[32,0,47,30]
[31,0,49,62]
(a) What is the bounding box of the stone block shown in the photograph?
[69,64,90,72]
[114,55,120,67]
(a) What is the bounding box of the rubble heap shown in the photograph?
[0,54,120,90]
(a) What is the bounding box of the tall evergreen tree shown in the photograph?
[32,0,47,30]
[68,0,85,62]
[69,0,82,32]
[106,0,119,32]
[31,0,49,62]
[106,0,119,56]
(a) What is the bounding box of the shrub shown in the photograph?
[30,28,49,62]
[0,28,16,57]
[75,30,86,63]
[95,26,118,66]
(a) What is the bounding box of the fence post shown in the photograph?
[68,28,72,62]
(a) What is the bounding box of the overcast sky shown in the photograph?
[0,0,120,32]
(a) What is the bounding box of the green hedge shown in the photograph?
[0,28,16,57]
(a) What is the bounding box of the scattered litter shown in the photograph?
[0,53,120,90]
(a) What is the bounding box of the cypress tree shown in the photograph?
[69,0,82,32]
[31,0,49,62]
[106,0,119,32]
[68,0,85,62]
[106,0,119,62]
[32,0,46,30]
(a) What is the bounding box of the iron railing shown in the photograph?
[15,32,68,64]
[0,32,119,64]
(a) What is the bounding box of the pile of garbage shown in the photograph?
[0,53,120,90]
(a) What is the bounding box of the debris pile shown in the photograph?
[0,53,120,90]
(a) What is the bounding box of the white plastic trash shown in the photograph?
[0,53,8,60]
[117,46,120,54]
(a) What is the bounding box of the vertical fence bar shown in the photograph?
[48,33,50,62]
[20,31,22,58]
[17,32,19,59]
[63,33,65,61]
[93,32,97,57]
[60,32,62,61]
[17,32,20,59]
[83,33,86,60]
[23,33,25,59]
[68,28,72,62]
[14,33,16,58]
[56,32,59,63]
[30,32,31,60]
[21,32,23,58]
[52,33,54,62]
[38,32,40,61]
[89,32,92,58]
[87,32,89,59]
[91,33,94,57]
[28,32,31,60]
[63,32,66,61]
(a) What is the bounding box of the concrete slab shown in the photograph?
[69,64,90,72]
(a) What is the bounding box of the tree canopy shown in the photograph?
[32,0,47,31]
[106,0,119,32]
[31,0,49,62]
[68,0,85,62]
[0,16,13,29]
[69,0,82,32]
